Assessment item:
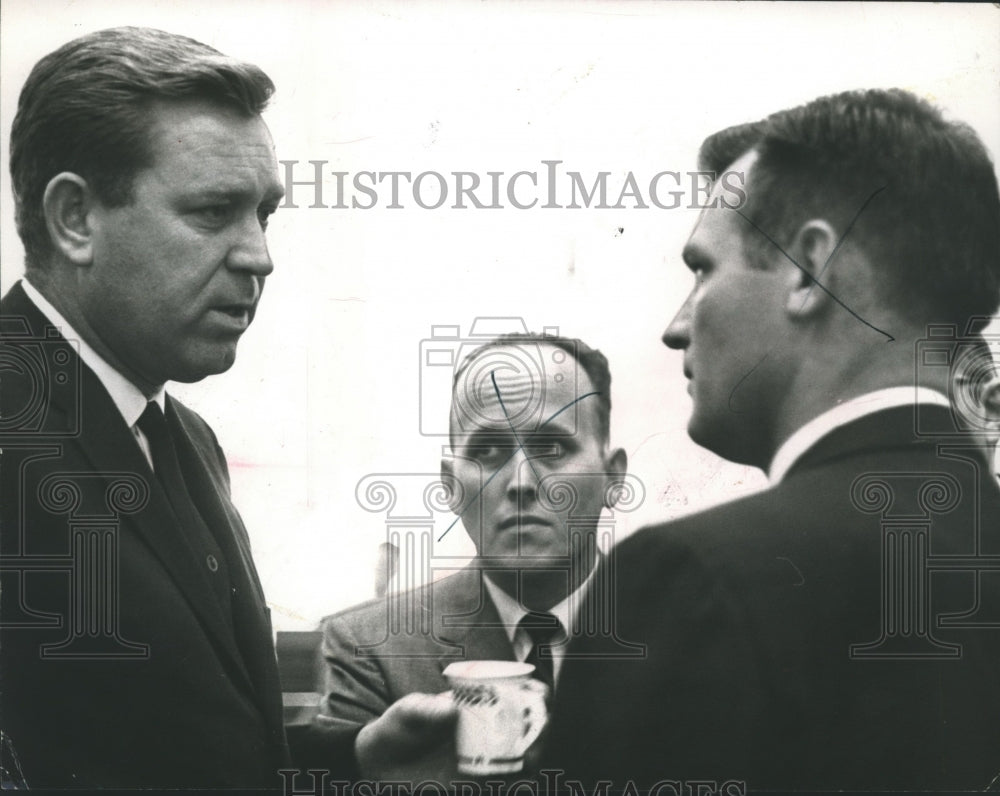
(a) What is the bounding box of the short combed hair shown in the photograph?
[450,333,614,445]
[10,26,276,269]
[699,89,1000,326]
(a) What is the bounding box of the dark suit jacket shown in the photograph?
[543,407,1000,792]
[1,283,296,788]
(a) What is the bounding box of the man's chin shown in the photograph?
[477,552,577,570]
[688,417,761,468]
[687,415,720,453]
[168,347,240,384]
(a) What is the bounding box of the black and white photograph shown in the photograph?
[1,1,999,794]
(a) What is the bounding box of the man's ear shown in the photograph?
[42,172,97,267]
[784,219,839,320]
[603,447,629,509]
[440,457,462,514]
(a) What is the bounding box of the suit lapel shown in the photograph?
[433,567,518,670]
[169,399,267,604]
[168,399,285,732]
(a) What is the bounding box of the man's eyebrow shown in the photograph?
[187,184,284,204]
[538,390,600,431]
[461,428,512,443]
[530,417,577,438]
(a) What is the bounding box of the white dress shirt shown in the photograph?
[482,557,599,684]
[20,279,165,469]
[768,387,952,485]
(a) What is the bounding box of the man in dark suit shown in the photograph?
[0,27,357,789]
[543,89,1000,792]
[318,334,630,779]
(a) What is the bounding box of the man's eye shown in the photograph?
[469,444,503,462]
[194,205,231,226]
[258,206,277,230]
[528,440,564,457]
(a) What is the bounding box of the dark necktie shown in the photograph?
[137,402,202,529]
[136,401,232,608]
[519,611,565,692]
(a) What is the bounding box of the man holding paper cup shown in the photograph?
[316,333,628,781]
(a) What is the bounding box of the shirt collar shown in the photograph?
[767,387,951,485]
[20,278,166,425]
[483,556,599,645]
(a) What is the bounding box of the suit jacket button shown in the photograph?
[206,554,219,572]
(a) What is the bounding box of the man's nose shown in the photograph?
[226,216,275,277]
[505,446,541,499]
[662,293,693,350]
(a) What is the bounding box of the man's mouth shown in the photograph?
[211,301,255,321]
[498,515,553,531]
[216,303,252,317]
[207,303,254,332]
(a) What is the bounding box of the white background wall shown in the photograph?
[2,1,998,629]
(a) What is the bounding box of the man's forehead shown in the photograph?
[145,99,283,197]
[451,343,595,434]
[685,148,759,249]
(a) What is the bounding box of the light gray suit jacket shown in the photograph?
[318,567,517,731]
